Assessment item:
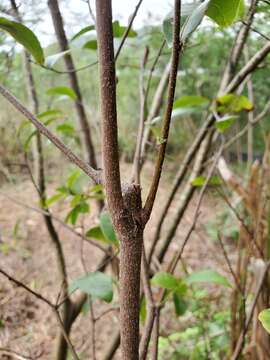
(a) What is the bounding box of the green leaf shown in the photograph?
[44,50,71,68]
[100,212,119,246]
[56,123,75,136]
[215,115,238,132]
[163,1,210,46]
[180,0,211,41]
[66,170,82,191]
[70,272,113,303]
[65,202,89,225]
[151,272,187,294]
[173,293,188,316]
[259,309,270,334]
[45,193,63,206]
[162,16,174,47]
[37,109,62,119]
[217,94,253,113]
[86,226,107,243]
[173,95,209,109]
[83,40,98,50]
[112,21,137,38]
[71,25,95,41]
[191,175,221,187]
[186,270,231,287]
[140,296,147,324]
[0,17,44,64]
[46,86,77,101]
[206,0,245,27]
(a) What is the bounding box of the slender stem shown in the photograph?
[143,0,182,223]
[114,0,144,61]
[0,84,101,184]
[132,46,149,184]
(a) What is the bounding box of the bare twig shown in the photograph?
[0,268,80,360]
[132,46,149,184]
[0,191,107,253]
[143,0,182,223]
[114,0,144,61]
[217,233,243,294]
[0,348,34,360]
[0,84,101,184]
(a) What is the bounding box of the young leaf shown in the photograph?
[217,94,253,113]
[259,309,270,334]
[37,109,62,119]
[206,0,245,27]
[215,115,238,132]
[44,50,71,68]
[86,226,107,243]
[83,40,98,50]
[180,0,211,42]
[46,86,77,101]
[71,25,95,41]
[173,95,209,109]
[140,296,147,324]
[56,123,75,136]
[112,20,137,38]
[0,17,44,64]
[70,272,113,303]
[162,2,203,46]
[45,193,63,206]
[151,272,187,294]
[100,212,119,246]
[186,269,231,287]
[173,293,188,316]
[191,175,221,187]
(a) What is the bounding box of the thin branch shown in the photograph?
[0,268,80,360]
[0,348,35,360]
[143,0,182,223]
[114,0,144,61]
[217,233,243,294]
[225,41,270,94]
[151,308,160,360]
[132,46,149,184]
[0,84,101,184]
[0,191,107,253]
[169,137,225,274]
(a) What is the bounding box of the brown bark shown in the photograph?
[47,0,98,170]
[95,2,144,358]
[143,0,182,223]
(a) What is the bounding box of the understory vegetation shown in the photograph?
[0,0,270,359]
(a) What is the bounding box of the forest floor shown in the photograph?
[0,161,233,359]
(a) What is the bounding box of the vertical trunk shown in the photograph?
[47,0,98,170]
[120,229,144,360]
[95,2,144,359]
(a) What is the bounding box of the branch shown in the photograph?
[225,41,270,94]
[0,84,101,184]
[115,0,144,61]
[95,0,124,217]
[143,0,182,223]
[0,191,107,253]
[132,46,149,184]
[0,268,80,360]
